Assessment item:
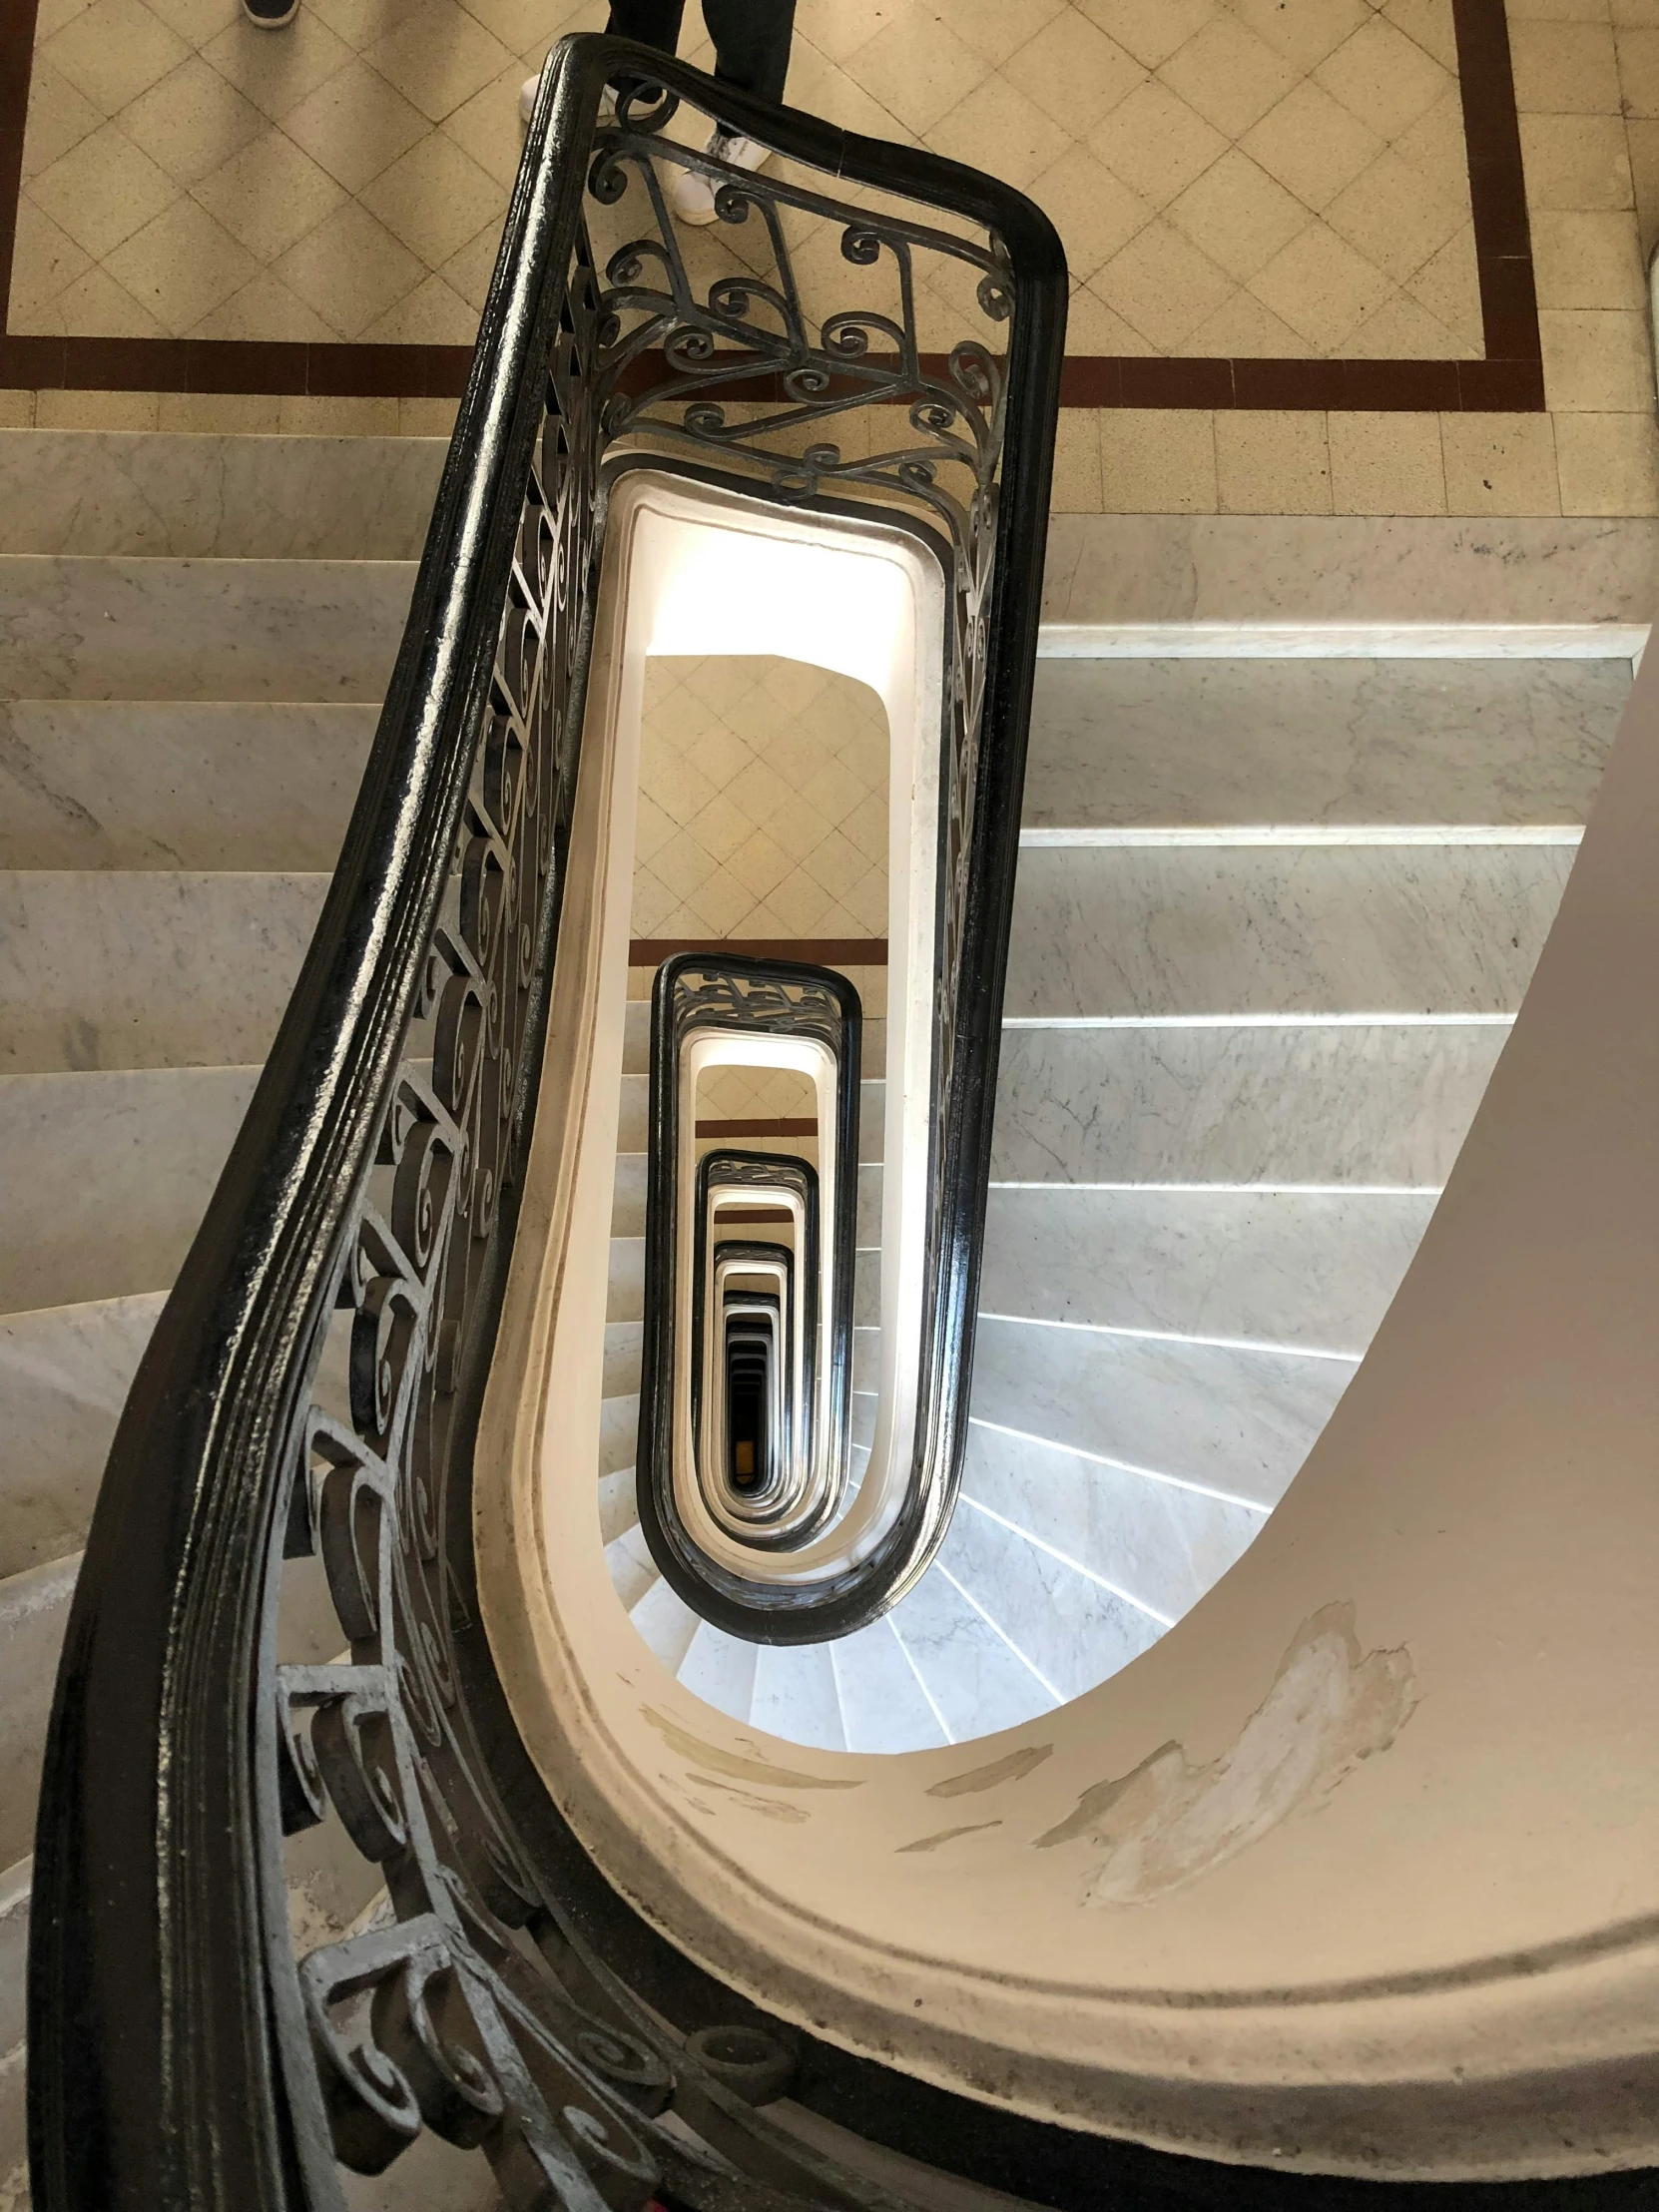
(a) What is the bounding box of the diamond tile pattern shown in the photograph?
[10,0,1480,359]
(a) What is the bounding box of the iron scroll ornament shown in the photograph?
[28,32,1067,2212]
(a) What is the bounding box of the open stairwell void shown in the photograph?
[0,427,1629,2199]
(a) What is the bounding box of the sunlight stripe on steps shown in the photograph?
[934,1564,1063,1706]
[987,1180,1444,1195]
[977,1309,1361,1365]
[959,1494,1174,1627]
[1000,1012,1516,1029]
[968,1415,1271,1515]
[1018,825,1586,848]
[886,1614,954,1744]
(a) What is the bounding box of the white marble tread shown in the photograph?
[751,1642,844,1752]
[0,870,328,1073]
[0,557,414,702]
[978,1186,1437,1355]
[989,1023,1508,1187]
[0,1551,79,1868]
[630,1573,701,1674]
[1021,657,1625,832]
[1002,843,1574,1020]
[675,1619,758,1725]
[0,700,375,870]
[608,1236,644,1325]
[0,431,443,561]
[0,1291,164,1578]
[886,1560,1055,1743]
[598,1467,638,1548]
[0,1063,260,1312]
[598,1391,640,1480]
[606,1523,657,1613]
[611,1152,646,1238]
[830,1617,948,1754]
[969,1313,1354,1511]
[603,1320,642,1397]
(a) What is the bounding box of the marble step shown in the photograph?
[599,1391,640,1480]
[751,1643,844,1751]
[0,556,413,702]
[969,1312,1354,1512]
[0,1856,27,2184]
[630,1573,701,1673]
[0,429,442,560]
[598,1467,638,1547]
[0,870,327,1074]
[604,1319,642,1397]
[614,1154,883,1246]
[979,1187,1437,1356]
[0,1292,164,1578]
[0,1064,259,1313]
[608,1237,643,1324]
[1002,843,1573,1020]
[606,1522,657,1612]
[0,700,375,870]
[676,1620,758,1723]
[886,1557,1055,1743]
[989,1022,1508,1187]
[830,1617,948,1754]
[960,1415,1264,1630]
[1021,657,1625,832]
[0,1552,78,1868]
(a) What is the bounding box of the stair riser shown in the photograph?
[0,1554,78,1867]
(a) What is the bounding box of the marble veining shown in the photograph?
[0,1291,163,1578]
[0,434,444,562]
[1021,657,1625,832]
[0,701,374,870]
[0,556,413,702]
[990,1023,1508,1187]
[830,1621,948,1754]
[751,1644,844,1753]
[887,1566,1054,1743]
[677,1621,760,1728]
[979,1187,1437,1356]
[0,869,328,1073]
[1003,844,1574,1020]
[969,1314,1354,1509]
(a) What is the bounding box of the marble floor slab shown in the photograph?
[0,1062,259,1310]
[0,432,443,559]
[0,700,374,868]
[0,1553,78,1868]
[0,1290,163,1577]
[0,555,413,701]
[979,1186,1438,1355]
[1021,656,1626,831]
[989,1021,1508,1186]
[969,1311,1354,1510]
[1002,843,1574,1019]
[0,869,327,1071]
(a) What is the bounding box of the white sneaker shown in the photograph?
[672,130,770,226]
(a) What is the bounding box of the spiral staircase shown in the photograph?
[9,35,1659,2212]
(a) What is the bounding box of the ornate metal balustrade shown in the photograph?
[28,33,1069,2212]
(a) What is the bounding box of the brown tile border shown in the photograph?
[0,0,1540,411]
[629,938,888,965]
[696,1118,820,1138]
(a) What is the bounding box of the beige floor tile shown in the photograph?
[29,122,181,262]
[1327,149,1464,284]
[36,388,161,428]
[363,0,516,121]
[1403,220,1483,348]
[1440,412,1562,514]
[1099,407,1217,510]
[1240,80,1382,213]
[105,195,261,324]
[1029,146,1149,282]
[1530,208,1645,307]
[1615,22,1659,110]
[440,65,535,189]
[1517,113,1634,207]
[201,11,354,120]
[158,389,283,429]
[35,0,96,42]
[456,0,559,56]
[357,130,503,265]
[1095,219,1233,349]
[1379,0,1461,71]
[6,199,93,324]
[281,57,431,191]
[1554,409,1659,510]
[0,395,39,429]
[1187,285,1304,354]
[1626,115,1659,257]
[58,261,169,333]
[1166,148,1307,281]
[271,200,425,334]
[359,271,479,341]
[793,0,904,67]
[120,55,266,186]
[143,0,242,42]
[1249,221,1391,347]
[302,0,423,46]
[1507,18,1623,109]
[1614,0,1659,20]
[1066,283,1153,350]
[276,394,401,432]
[1315,17,1449,138]
[191,127,348,260]
[1048,409,1103,511]
[1391,83,1473,200]
[1349,289,1464,357]
[929,77,1062,192]
[1001,11,1145,134]
[41,0,190,117]
[840,11,988,136]
[439,222,504,311]
[946,0,1065,69]
[20,62,103,182]
[1328,409,1446,513]
[1088,79,1227,204]
[1538,306,1654,406]
[1215,409,1332,512]
[189,267,338,337]
[1230,0,1369,72]
[1161,15,1297,138]
[1078,0,1216,71]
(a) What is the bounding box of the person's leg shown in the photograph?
[702,0,795,108]
[606,0,685,51]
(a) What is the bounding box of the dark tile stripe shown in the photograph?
[0,0,1541,411]
[628,939,888,965]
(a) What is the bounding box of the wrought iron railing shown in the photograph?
[28,32,1069,2212]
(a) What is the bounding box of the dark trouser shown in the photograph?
[606,0,795,109]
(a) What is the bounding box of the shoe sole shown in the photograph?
[244,0,298,22]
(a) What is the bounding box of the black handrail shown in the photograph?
[28,32,1068,2212]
